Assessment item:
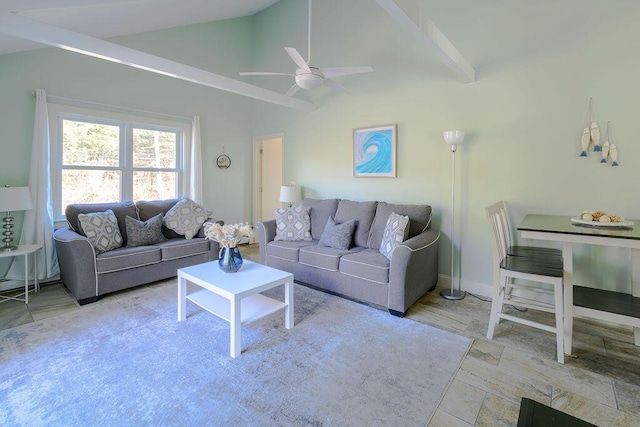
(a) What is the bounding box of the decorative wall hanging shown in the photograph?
[579,98,601,156]
[599,122,620,166]
[216,146,231,169]
[353,124,397,178]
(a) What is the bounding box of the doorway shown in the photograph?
[253,134,283,224]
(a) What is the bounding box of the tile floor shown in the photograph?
[1,243,639,426]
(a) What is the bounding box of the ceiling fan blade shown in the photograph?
[239,72,295,77]
[318,66,373,79]
[284,47,311,72]
[285,84,301,97]
[322,79,353,95]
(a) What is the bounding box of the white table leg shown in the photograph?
[34,249,40,292]
[230,297,241,358]
[285,280,294,329]
[563,242,574,355]
[24,252,29,305]
[177,275,187,322]
[632,248,640,346]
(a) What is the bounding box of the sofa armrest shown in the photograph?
[53,226,99,303]
[256,220,276,264]
[388,229,440,315]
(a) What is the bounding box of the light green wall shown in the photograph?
[250,0,640,293]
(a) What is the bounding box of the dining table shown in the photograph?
[517,214,640,356]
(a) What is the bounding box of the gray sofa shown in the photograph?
[53,199,220,305]
[257,198,440,317]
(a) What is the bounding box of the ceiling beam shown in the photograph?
[0,12,314,111]
[374,0,475,83]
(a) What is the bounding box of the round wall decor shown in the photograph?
[216,154,231,169]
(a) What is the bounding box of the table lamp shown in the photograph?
[441,131,466,300]
[279,185,301,208]
[0,185,33,252]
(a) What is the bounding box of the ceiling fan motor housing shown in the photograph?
[295,67,323,90]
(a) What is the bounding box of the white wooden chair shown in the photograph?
[485,201,565,363]
[491,201,562,260]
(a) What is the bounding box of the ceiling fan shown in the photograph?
[239,0,373,96]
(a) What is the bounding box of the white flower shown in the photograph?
[204,222,252,248]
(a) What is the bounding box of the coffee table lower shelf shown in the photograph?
[187,289,287,325]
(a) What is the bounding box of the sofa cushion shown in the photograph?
[66,201,137,244]
[335,200,378,248]
[318,217,356,250]
[379,212,410,260]
[156,238,211,261]
[96,246,161,274]
[163,198,209,239]
[302,198,339,240]
[78,210,123,254]
[299,245,363,271]
[339,249,390,285]
[369,202,432,249]
[267,240,317,262]
[135,198,182,239]
[274,206,312,241]
[125,214,166,247]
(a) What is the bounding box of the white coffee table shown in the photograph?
[177,260,294,357]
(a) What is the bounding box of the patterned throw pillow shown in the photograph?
[125,214,166,247]
[379,212,410,260]
[275,206,312,241]
[318,217,356,250]
[78,209,123,254]
[163,198,209,240]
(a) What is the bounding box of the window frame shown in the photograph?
[49,104,189,221]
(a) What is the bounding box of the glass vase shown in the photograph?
[218,246,243,273]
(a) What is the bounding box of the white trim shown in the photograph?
[339,271,389,285]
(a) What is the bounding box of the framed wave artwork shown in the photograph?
[353,124,397,178]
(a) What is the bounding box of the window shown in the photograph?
[51,109,187,219]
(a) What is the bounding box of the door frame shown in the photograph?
[253,133,284,225]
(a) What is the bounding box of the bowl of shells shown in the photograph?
[571,210,634,227]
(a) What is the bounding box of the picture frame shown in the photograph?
[353,124,397,178]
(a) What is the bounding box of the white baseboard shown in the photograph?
[0,276,60,292]
[438,274,493,298]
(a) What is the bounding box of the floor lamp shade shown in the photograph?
[279,185,301,207]
[441,131,466,300]
[0,186,33,252]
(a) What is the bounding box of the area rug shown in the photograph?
[0,281,471,426]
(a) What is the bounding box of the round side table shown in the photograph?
[0,244,43,304]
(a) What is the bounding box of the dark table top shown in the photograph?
[518,214,640,241]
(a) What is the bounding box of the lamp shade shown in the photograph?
[279,185,301,205]
[0,186,32,212]
[443,131,465,146]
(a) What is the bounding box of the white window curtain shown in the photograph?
[8,88,60,280]
[185,115,203,203]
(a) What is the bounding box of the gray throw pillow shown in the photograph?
[78,209,123,254]
[379,212,410,260]
[163,198,209,239]
[318,217,356,250]
[275,206,312,241]
[125,214,167,247]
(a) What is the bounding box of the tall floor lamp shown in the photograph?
[441,131,466,300]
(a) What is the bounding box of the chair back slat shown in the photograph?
[485,201,512,262]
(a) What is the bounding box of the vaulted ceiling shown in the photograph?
[1,0,637,109]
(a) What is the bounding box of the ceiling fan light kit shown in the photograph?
[240,0,372,96]
[295,68,324,90]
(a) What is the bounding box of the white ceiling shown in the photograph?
[0,0,280,55]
